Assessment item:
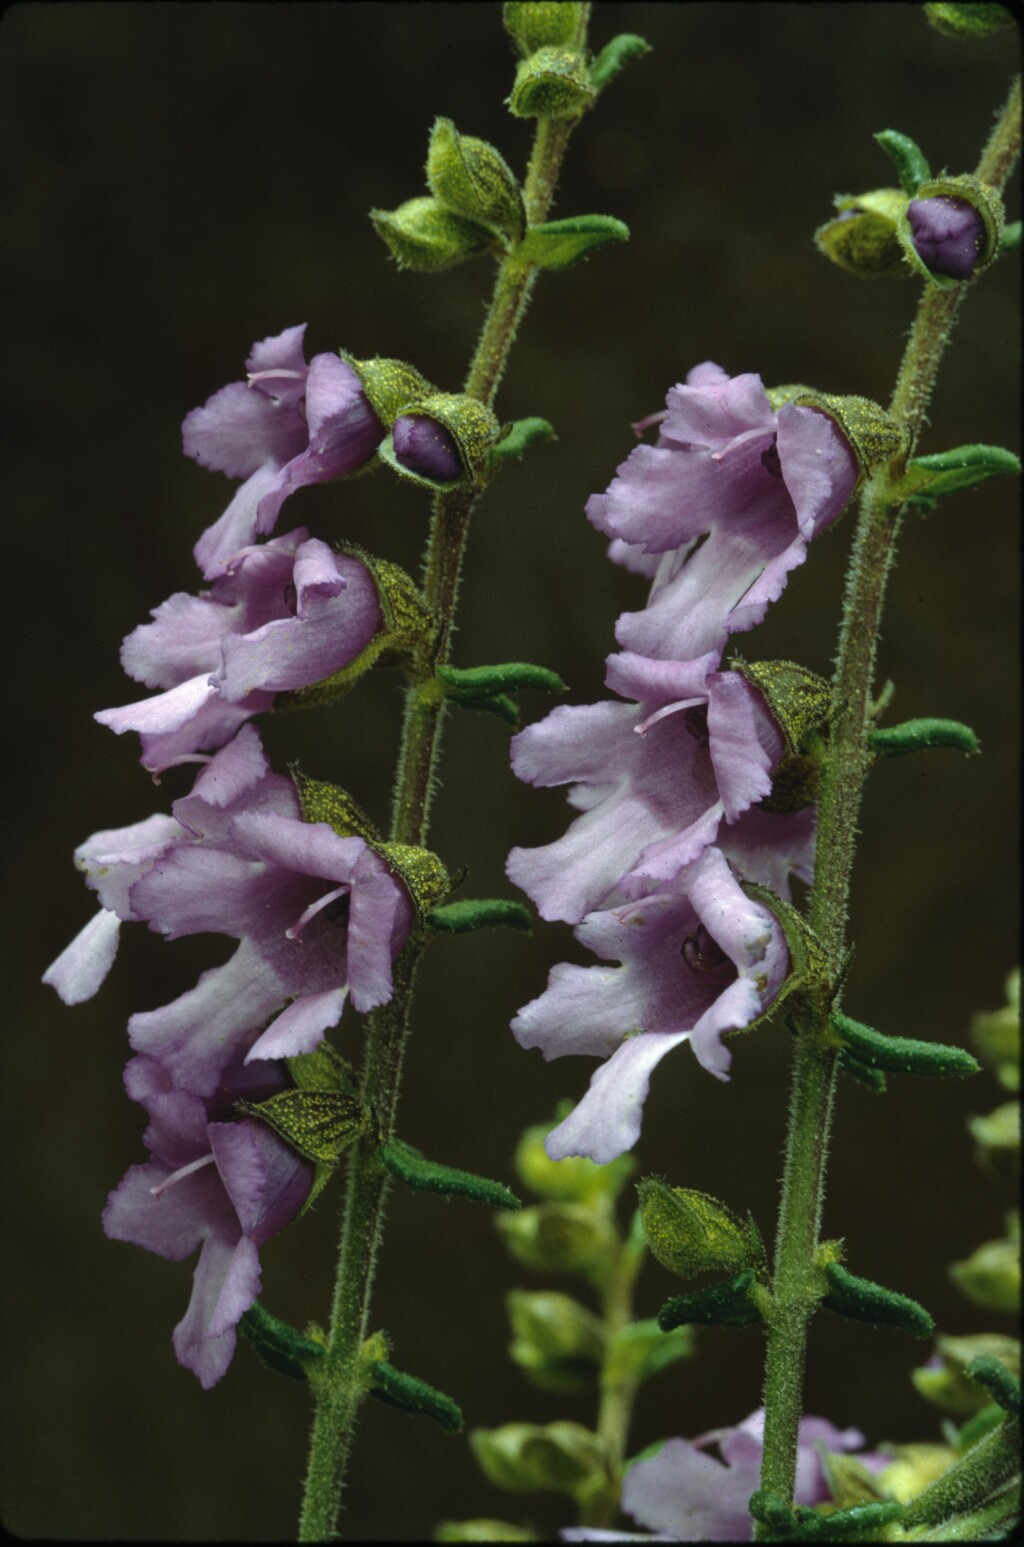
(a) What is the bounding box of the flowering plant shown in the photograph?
[19,3,1021,1540]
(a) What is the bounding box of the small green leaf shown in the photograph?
[895,443,1021,510]
[241,1089,366,1165]
[368,1359,463,1433]
[965,1355,1022,1417]
[829,1010,980,1078]
[998,219,1021,253]
[427,898,533,934]
[378,1138,521,1210]
[766,1500,905,1541]
[657,1270,761,1331]
[874,129,932,195]
[822,1262,934,1338]
[491,417,557,461]
[437,661,568,699]
[869,717,980,758]
[589,33,652,91]
[512,215,629,271]
[238,1301,325,1381]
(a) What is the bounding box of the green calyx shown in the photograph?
[891,442,1021,511]
[828,1009,980,1078]
[470,1421,607,1497]
[949,1218,1021,1313]
[637,1179,764,1281]
[238,1301,326,1381]
[278,546,434,712]
[503,2,583,54]
[657,1269,762,1331]
[293,768,450,919]
[367,1356,464,1433]
[512,214,630,272]
[814,188,909,278]
[427,898,533,935]
[821,1262,934,1338]
[874,129,932,196]
[731,659,831,812]
[427,118,525,241]
[924,3,1017,37]
[514,1104,636,1204]
[506,1289,606,1393]
[971,970,1020,1092]
[508,46,596,120]
[868,717,980,758]
[370,195,494,271]
[241,1088,367,1166]
[740,881,831,1024]
[896,173,1005,288]
[379,391,502,490]
[342,353,434,429]
[497,1200,619,1276]
[378,1137,521,1211]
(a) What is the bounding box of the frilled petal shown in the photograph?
[133,691,274,775]
[185,722,273,810]
[229,810,368,883]
[661,369,774,448]
[103,1157,223,1262]
[193,461,285,580]
[345,851,408,1013]
[96,675,219,737]
[621,1437,754,1542]
[706,672,781,820]
[128,846,293,941]
[245,324,311,405]
[511,700,639,789]
[42,908,121,1004]
[75,812,186,918]
[545,1031,693,1164]
[246,986,349,1061]
[208,1118,312,1247]
[120,591,238,691]
[619,803,724,900]
[172,1232,260,1389]
[777,404,858,540]
[718,806,817,899]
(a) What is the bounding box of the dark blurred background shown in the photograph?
[2,3,1019,1540]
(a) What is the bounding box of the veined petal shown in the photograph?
[245,986,348,1061]
[545,1031,692,1164]
[172,1232,259,1389]
[193,462,285,581]
[42,908,121,1004]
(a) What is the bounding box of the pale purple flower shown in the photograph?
[562,1410,880,1543]
[184,325,384,579]
[95,528,383,774]
[392,413,462,482]
[506,650,784,925]
[103,1052,313,1388]
[45,727,415,1096]
[513,847,790,1163]
[588,363,858,662]
[907,195,986,281]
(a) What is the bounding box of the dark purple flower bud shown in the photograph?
[392,414,463,483]
[907,195,985,280]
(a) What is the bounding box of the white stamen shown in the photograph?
[286,884,349,940]
[634,696,705,737]
[246,368,305,387]
[150,1151,216,1198]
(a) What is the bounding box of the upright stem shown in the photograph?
[298,15,593,1538]
[756,74,1020,1524]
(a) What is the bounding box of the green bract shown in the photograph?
[427,118,525,241]
[508,46,595,119]
[814,188,910,278]
[370,195,493,271]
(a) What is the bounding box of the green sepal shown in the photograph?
[821,1262,934,1338]
[378,1137,521,1211]
[437,661,568,701]
[813,188,910,279]
[503,2,584,55]
[758,1499,905,1542]
[869,717,980,758]
[426,118,525,241]
[286,1038,357,1095]
[637,1179,762,1280]
[949,1222,1021,1313]
[240,1088,366,1165]
[788,390,908,481]
[965,1355,1022,1417]
[507,1289,606,1393]
[741,882,831,1021]
[731,660,831,759]
[427,898,533,934]
[507,46,596,120]
[512,215,629,272]
[590,33,652,91]
[895,173,1005,288]
[924,3,1016,38]
[491,416,557,461]
[279,548,434,711]
[829,1009,980,1078]
[377,841,450,918]
[998,219,1022,253]
[604,1318,693,1385]
[874,129,932,195]
[893,443,1021,511]
[342,354,435,430]
[370,196,493,271]
[470,1421,606,1495]
[657,1270,761,1331]
[238,1301,325,1381]
[368,1359,463,1433]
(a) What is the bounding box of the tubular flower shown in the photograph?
[512,847,790,1164]
[44,727,415,1096]
[184,324,384,580]
[562,1410,884,1542]
[103,1052,313,1389]
[587,363,858,662]
[506,650,784,925]
[95,528,384,774]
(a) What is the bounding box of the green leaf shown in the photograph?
[437,661,568,699]
[869,717,980,758]
[378,1138,521,1210]
[589,33,652,91]
[241,1089,366,1165]
[368,1359,463,1433]
[829,1010,980,1078]
[822,1262,934,1338]
[894,443,1021,511]
[427,898,533,934]
[512,215,629,271]
[874,128,932,195]
[965,1355,1022,1417]
[761,1499,905,1541]
[998,219,1021,253]
[491,417,557,461]
[238,1301,324,1381]
[657,1270,761,1331]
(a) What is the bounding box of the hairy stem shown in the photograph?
[756,73,1020,1527]
[298,17,594,1540]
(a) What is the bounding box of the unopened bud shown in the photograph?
[497,1200,618,1274]
[370,196,493,272]
[393,414,463,484]
[897,175,1004,286]
[507,1290,605,1392]
[515,1106,634,1202]
[971,970,1020,1092]
[427,119,525,240]
[913,1332,1021,1416]
[924,3,1016,37]
[949,1222,1021,1313]
[503,2,583,54]
[637,1179,759,1280]
[508,46,595,120]
[382,392,501,490]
